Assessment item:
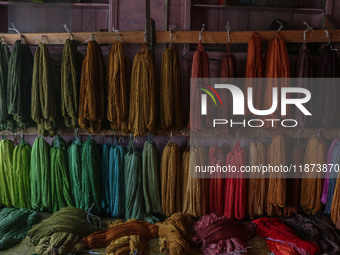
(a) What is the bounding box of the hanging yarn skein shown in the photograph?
[31,43,60,137]
[263,34,290,129]
[109,144,125,217]
[61,38,83,128]
[160,46,182,129]
[161,142,182,216]
[324,140,340,215]
[81,136,102,213]
[142,140,162,215]
[30,136,51,211]
[107,41,130,132]
[7,40,33,131]
[68,136,83,209]
[128,44,155,136]
[125,141,144,220]
[300,134,327,215]
[209,145,225,215]
[182,147,208,217]
[312,43,340,128]
[102,143,111,215]
[13,139,31,209]
[224,141,247,219]
[295,42,313,128]
[189,41,210,131]
[215,43,236,134]
[322,138,339,205]
[284,142,303,217]
[266,134,287,216]
[0,139,14,207]
[244,32,264,118]
[50,136,74,212]
[331,148,340,224]
[248,141,267,218]
[0,42,10,131]
[78,40,105,133]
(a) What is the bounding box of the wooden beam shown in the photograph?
[1,30,340,45]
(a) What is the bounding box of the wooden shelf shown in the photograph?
[0,29,339,45]
[192,4,324,14]
[1,127,339,139]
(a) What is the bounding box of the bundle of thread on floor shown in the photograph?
[0,208,40,250]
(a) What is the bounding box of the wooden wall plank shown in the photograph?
[1,30,340,45]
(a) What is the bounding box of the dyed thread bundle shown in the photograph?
[142,140,162,215]
[248,141,267,218]
[0,139,14,207]
[161,142,182,216]
[284,143,303,217]
[78,40,105,132]
[330,157,340,224]
[105,219,146,255]
[30,136,51,211]
[107,41,129,132]
[50,136,74,212]
[0,207,40,250]
[61,39,83,128]
[0,43,10,131]
[209,145,225,215]
[125,142,144,219]
[128,44,155,136]
[283,213,340,254]
[321,138,339,205]
[13,140,31,208]
[157,212,194,255]
[295,42,313,128]
[160,46,182,129]
[28,207,99,255]
[313,44,340,128]
[244,32,264,116]
[324,140,340,215]
[192,213,255,255]
[81,137,102,213]
[224,141,247,219]
[266,134,287,216]
[253,217,320,255]
[31,43,60,137]
[7,40,33,130]
[300,135,327,215]
[182,147,208,217]
[68,136,83,208]
[189,41,210,131]
[263,34,290,129]
[82,220,159,249]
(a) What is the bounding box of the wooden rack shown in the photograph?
[0,30,339,45]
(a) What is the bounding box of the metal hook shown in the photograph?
[324,30,332,44]
[199,24,205,41]
[61,23,74,40]
[92,33,95,41]
[144,28,147,43]
[276,20,284,34]
[41,35,47,44]
[303,21,313,42]
[169,24,177,43]
[112,27,120,41]
[225,21,231,43]
[0,36,5,44]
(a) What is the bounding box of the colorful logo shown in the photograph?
[198,82,223,107]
